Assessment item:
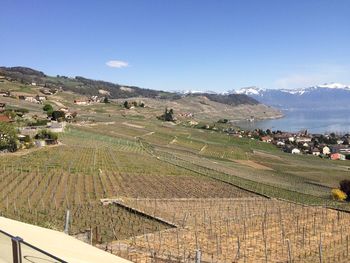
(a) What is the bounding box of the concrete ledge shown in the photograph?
[0,216,131,263]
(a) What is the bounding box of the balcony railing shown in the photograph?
[0,229,67,263]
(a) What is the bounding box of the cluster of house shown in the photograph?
[74,96,105,105]
[228,129,350,161]
[0,90,10,97]
[39,88,59,95]
[0,86,59,104]
[18,94,47,104]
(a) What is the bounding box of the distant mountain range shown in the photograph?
[235,83,350,109]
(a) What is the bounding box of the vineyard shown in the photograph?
[1,108,350,262]
[0,127,257,245]
[105,198,350,263]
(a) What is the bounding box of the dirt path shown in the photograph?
[1,143,62,157]
[50,100,67,108]
[122,122,145,129]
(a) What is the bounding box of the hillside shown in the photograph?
[0,66,258,105]
[0,66,281,121]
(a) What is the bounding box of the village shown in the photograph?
[227,128,350,161]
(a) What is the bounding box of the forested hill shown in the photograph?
[0,66,259,106]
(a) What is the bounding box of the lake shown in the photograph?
[235,108,350,134]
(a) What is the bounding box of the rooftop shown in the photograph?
[0,216,130,263]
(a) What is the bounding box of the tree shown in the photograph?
[339,180,350,201]
[103,97,109,103]
[35,129,58,141]
[43,104,53,112]
[158,108,176,122]
[123,101,131,109]
[43,104,54,117]
[0,123,18,152]
[51,111,65,121]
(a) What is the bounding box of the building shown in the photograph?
[331,145,350,154]
[296,137,312,143]
[322,146,331,155]
[260,136,273,143]
[35,95,47,102]
[19,95,40,104]
[276,141,285,147]
[74,100,89,105]
[0,114,11,123]
[302,142,309,148]
[311,148,321,156]
[291,148,301,154]
[0,91,10,97]
[48,122,65,133]
[330,153,346,161]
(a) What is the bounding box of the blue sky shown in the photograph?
[0,0,349,92]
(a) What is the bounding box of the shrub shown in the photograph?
[157,108,175,122]
[35,130,58,141]
[339,180,350,197]
[51,111,65,121]
[43,104,53,113]
[331,188,347,201]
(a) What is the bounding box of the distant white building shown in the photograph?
[48,122,65,133]
[288,137,295,142]
[74,100,89,105]
[291,148,301,154]
[296,137,312,143]
[312,148,321,156]
[323,146,331,155]
[276,141,285,147]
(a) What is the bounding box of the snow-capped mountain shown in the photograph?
[235,83,350,109]
[174,89,218,95]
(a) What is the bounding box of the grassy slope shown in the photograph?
[1,81,350,211]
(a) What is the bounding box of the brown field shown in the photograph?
[101,198,350,263]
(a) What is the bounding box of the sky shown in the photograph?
[0,0,350,92]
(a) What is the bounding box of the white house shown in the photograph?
[322,146,331,155]
[291,148,301,154]
[288,137,295,142]
[277,141,285,147]
[296,137,312,143]
[74,100,89,105]
[312,148,321,156]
